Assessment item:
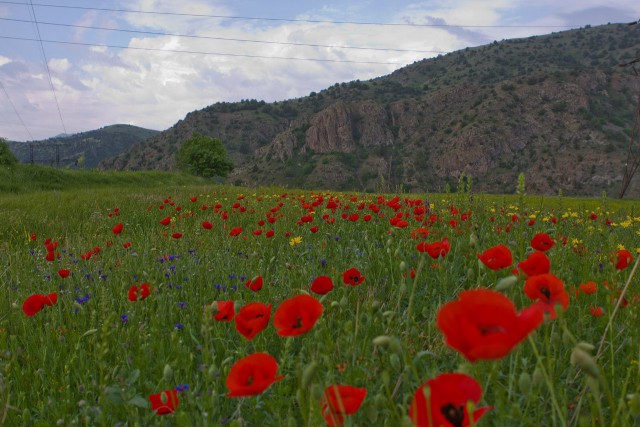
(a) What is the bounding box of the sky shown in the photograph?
[0,1,639,141]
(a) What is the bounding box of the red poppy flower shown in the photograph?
[202,221,213,230]
[265,230,275,238]
[22,292,57,316]
[190,196,197,202]
[123,242,132,248]
[58,269,70,279]
[112,223,123,235]
[245,276,263,292]
[229,227,243,237]
[517,251,550,277]
[30,233,37,241]
[614,249,633,270]
[45,251,59,262]
[171,233,183,239]
[310,225,319,233]
[311,276,334,295]
[477,244,513,270]
[342,268,365,286]
[524,274,569,319]
[234,302,272,340]
[590,306,604,317]
[23,294,45,316]
[273,294,323,337]
[531,233,555,252]
[149,389,179,415]
[437,289,544,362]
[579,281,597,295]
[214,300,235,322]
[321,385,367,427]
[226,353,283,397]
[408,373,491,427]
[417,238,451,259]
[44,292,57,306]
[128,283,152,301]
[160,217,171,226]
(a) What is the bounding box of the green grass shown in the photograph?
[0,164,207,194]
[0,177,639,426]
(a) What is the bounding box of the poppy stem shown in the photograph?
[527,336,567,426]
[404,255,425,326]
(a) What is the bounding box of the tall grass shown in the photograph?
[0,180,639,426]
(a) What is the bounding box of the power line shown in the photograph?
[0,35,409,65]
[0,1,579,29]
[26,0,67,134]
[0,80,34,140]
[0,17,448,54]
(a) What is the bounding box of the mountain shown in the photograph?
[99,24,640,197]
[8,124,159,169]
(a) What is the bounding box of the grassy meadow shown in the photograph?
[0,168,639,426]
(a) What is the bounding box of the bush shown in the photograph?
[0,139,18,166]
[176,134,233,178]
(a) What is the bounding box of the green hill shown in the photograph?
[7,124,159,169]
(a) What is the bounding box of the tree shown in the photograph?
[176,133,233,178]
[0,138,18,166]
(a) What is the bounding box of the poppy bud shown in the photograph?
[163,364,174,383]
[374,393,387,409]
[518,372,532,395]
[469,233,478,248]
[532,366,544,386]
[570,347,599,378]
[389,337,403,355]
[311,383,323,401]
[366,403,379,423]
[628,394,640,416]
[399,261,406,271]
[372,335,392,347]
[389,354,401,371]
[343,320,352,333]
[301,361,318,389]
[576,342,595,352]
[496,275,518,291]
[381,371,390,387]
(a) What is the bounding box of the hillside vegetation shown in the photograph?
[99,24,640,197]
[8,124,159,169]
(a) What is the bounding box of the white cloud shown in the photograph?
[48,58,71,73]
[2,0,640,141]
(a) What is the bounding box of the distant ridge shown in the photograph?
[100,23,639,196]
[7,124,159,169]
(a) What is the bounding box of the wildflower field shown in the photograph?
[1,184,639,426]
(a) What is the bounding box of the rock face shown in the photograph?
[99,23,640,197]
[305,103,356,153]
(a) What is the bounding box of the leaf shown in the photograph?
[126,369,140,387]
[128,395,149,409]
[104,386,124,405]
